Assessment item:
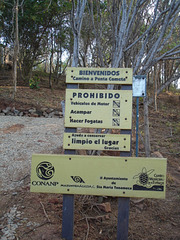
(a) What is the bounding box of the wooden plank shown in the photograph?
[66,67,133,84]
[64,89,132,129]
[63,132,131,151]
[30,154,167,199]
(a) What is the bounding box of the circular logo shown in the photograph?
[71,176,85,183]
[36,161,55,180]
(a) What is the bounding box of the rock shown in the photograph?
[151,151,163,158]
[18,112,24,117]
[3,107,11,114]
[41,107,48,112]
[46,108,53,114]
[0,106,63,118]
[48,112,55,118]
[12,192,17,196]
[30,113,39,117]
[23,110,29,115]
[44,113,49,118]
[99,202,111,213]
[14,109,19,116]
[53,115,60,118]
[36,110,43,116]
[29,108,36,114]
[132,198,145,203]
[54,110,60,116]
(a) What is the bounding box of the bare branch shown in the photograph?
[138,0,180,74]
[88,0,105,67]
[36,0,53,13]
[157,16,180,53]
[162,57,180,60]
[148,73,180,106]
[2,0,13,7]
[126,2,169,53]
[133,0,161,73]
[40,202,51,223]
[153,44,180,63]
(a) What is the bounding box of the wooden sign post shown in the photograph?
[62,82,78,240]
[30,67,167,240]
[63,68,133,240]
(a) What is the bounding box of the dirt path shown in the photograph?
[0,116,64,191]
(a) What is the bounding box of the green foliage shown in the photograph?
[0,0,179,91]
[168,84,180,91]
[0,0,72,82]
[33,70,49,78]
[174,122,180,135]
[29,75,40,89]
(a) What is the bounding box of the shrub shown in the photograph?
[29,75,40,89]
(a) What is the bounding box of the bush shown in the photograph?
[29,75,40,89]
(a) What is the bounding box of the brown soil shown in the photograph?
[0,86,65,111]
[0,72,180,240]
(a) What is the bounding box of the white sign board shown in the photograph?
[133,76,146,97]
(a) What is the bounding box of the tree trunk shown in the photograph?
[148,73,180,105]
[72,33,79,67]
[153,65,158,111]
[144,96,151,157]
[13,0,19,99]
[49,31,54,89]
[71,0,87,67]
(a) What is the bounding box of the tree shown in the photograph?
[87,0,180,156]
[71,0,88,67]
[0,0,25,98]
[0,0,72,83]
[13,0,19,98]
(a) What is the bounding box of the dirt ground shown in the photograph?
[0,74,180,240]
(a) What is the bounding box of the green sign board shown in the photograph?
[64,89,132,129]
[63,132,131,151]
[66,67,133,84]
[31,154,167,199]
